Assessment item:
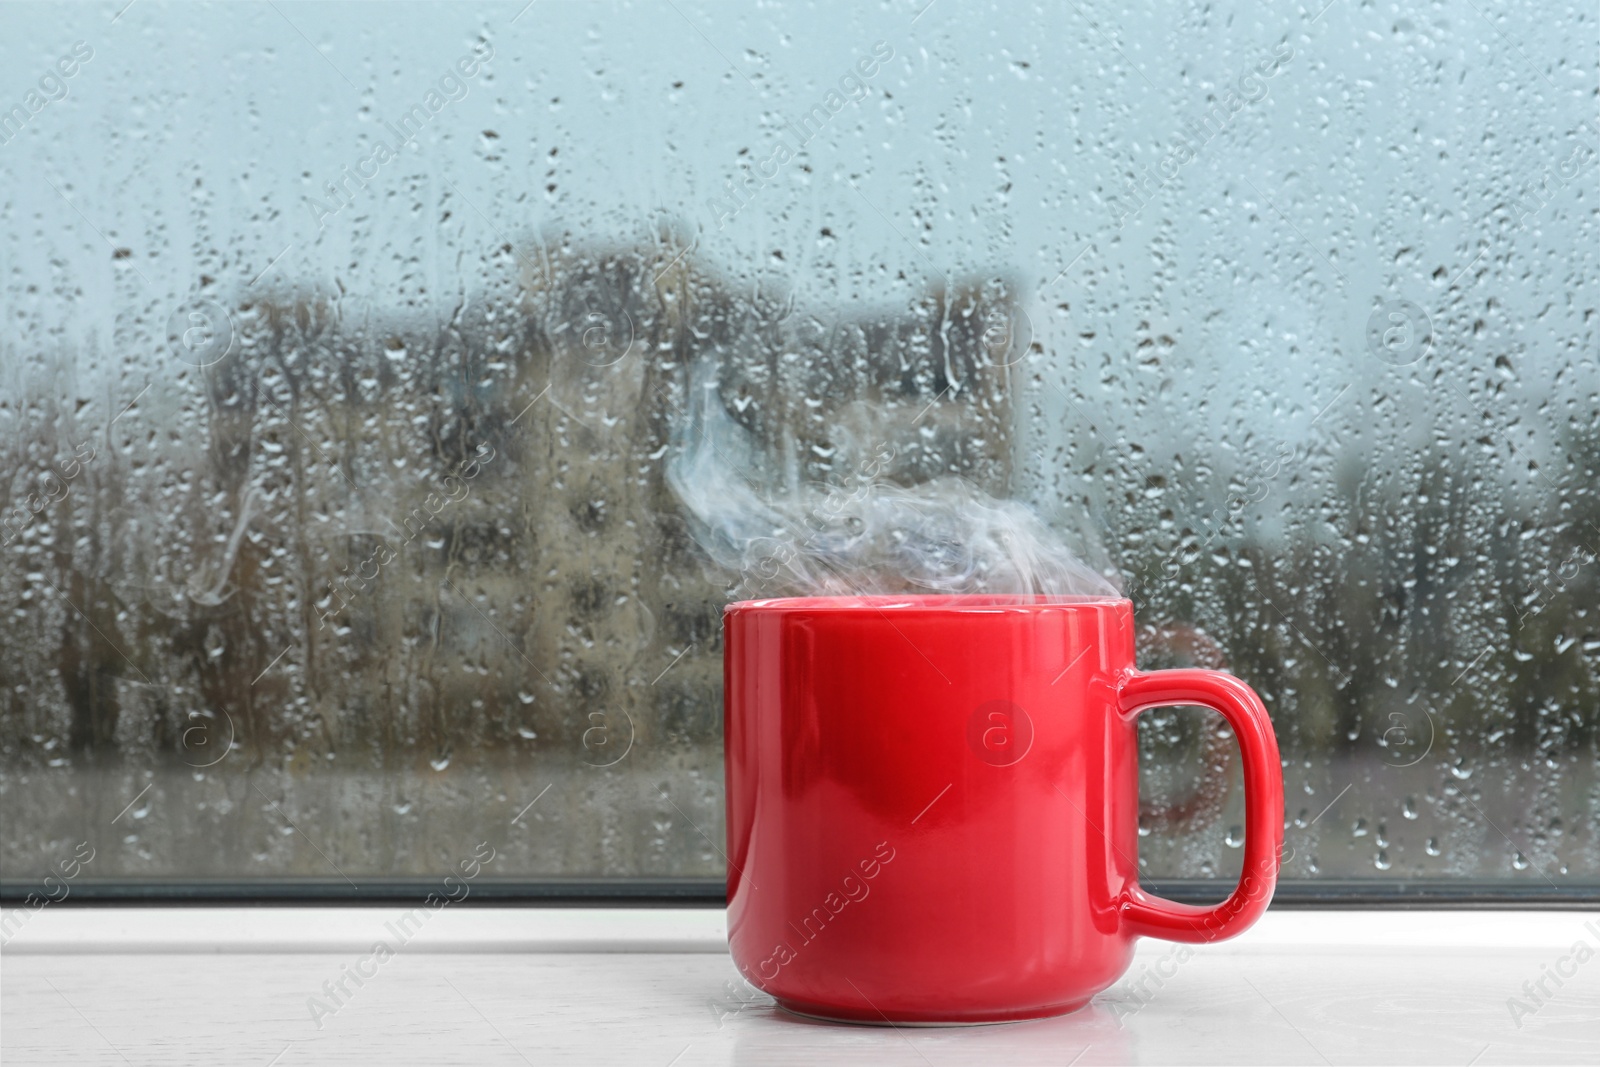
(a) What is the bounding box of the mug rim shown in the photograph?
[725,593,1130,614]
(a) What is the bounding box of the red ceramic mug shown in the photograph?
[724,594,1284,1024]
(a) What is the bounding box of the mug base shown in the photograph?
[775,997,1093,1027]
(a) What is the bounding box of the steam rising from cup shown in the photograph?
[666,358,1119,600]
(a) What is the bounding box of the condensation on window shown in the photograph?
[0,1,1594,887]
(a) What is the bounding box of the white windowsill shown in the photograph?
[4,908,1598,1064]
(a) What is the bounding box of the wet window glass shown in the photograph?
[1,0,1595,897]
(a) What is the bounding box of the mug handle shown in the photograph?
[1116,669,1285,943]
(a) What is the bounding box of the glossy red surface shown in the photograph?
[724,595,1284,1024]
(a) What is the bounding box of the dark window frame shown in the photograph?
[6,879,1594,908]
